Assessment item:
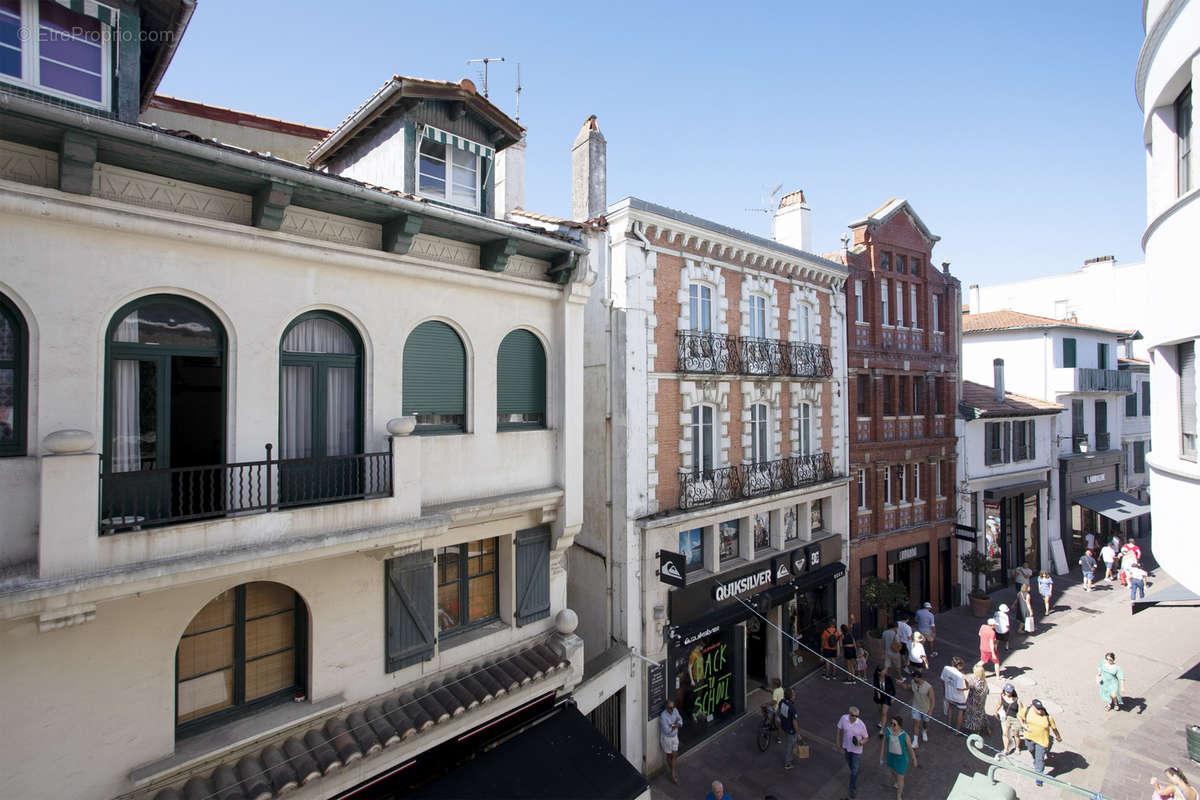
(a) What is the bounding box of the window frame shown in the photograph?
[880,278,890,326]
[0,0,113,110]
[932,294,940,333]
[896,254,907,274]
[691,404,715,475]
[748,294,768,340]
[913,462,921,501]
[894,281,904,327]
[403,320,468,435]
[688,283,713,333]
[857,468,868,510]
[1178,84,1193,197]
[797,402,812,456]
[436,537,500,638]
[750,402,769,464]
[896,464,907,503]
[279,311,364,459]
[883,466,892,506]
[909,284,918,329]
[0,292,28,457]
[417,136,483,211]
[797,303,811,343]
[854,280,865,322]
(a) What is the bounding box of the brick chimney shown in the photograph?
[495,134,526,220]
[571,115,605,221]
[772,189,811,252]
[993,359,1005,404]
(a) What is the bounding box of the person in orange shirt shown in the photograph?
[821,622,842,680]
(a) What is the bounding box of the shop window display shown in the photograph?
[753,512,770,549]
[718,521,739,562]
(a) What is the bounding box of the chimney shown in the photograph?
[571,115,605,221]
[969,283,981,314]
[993,358,1005,403]
[494,135,526,220]
[772,189,811,252]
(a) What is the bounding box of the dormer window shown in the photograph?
[417,126,493,212]
[0,0,112,109]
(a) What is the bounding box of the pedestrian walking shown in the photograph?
[841,624,859,684]
[821,621,841,680]
[1037,570,1054,615]
[907,632,930,676]
[992,682,1024,755]
[1019,699,1062,787]
[883,620,904,678]
[1100,542,1116,581]
[978,618,1001,679]
[705,779,732,800]
[1129,561,1148,602]
[1084,530,1097,553]
[1016,584,1035,636]
[878,716,917,799]
[962,662,991,734]
[908,671,935,749]
[873,664,896,732]
[1097,652,1126,711]
[1014,561,1033,591]
[1079,549,1097,592]
[1152,766,1198,800]
[658,699,683,783]
[835,705,869,799]
[993,604,1011,651]
[1120,546,1137,586]
[779,688,799,770]
[939,656,967,729]
[915,601,937,657]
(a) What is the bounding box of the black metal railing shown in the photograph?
[99,442,394,535]
[785,341,834,378]
[676,331,739,374]
[678,452,835,511]
[1095,432,1111,451]
[676,332,831,379]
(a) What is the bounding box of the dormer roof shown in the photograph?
[848,198,940,244]
[307,76,523,167]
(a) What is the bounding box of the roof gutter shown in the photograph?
[306,79,402,166]
[0,91,586,255]
[139,0,197,110]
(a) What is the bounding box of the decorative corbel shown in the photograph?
[252,181,293,231]
[382,212,423,255]
[548,252,578,284]
[480,237,519,272]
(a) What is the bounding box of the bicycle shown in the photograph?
[757,703,777,752]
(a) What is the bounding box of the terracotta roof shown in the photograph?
[778,189,806,208]
[510,208,607,232]
[150,640,569,800]
[1119,356,1150,365]
[960,381,1064,418]
[962,309,1136,338]
[148,95,330,140]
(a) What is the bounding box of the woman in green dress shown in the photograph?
[1097,651,1126,711]
[879,715,918,799]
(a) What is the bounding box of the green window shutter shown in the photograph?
[514,526,551,626]
[497,329,546,423]
[403,321,466,422]
[1002,421,1012,463]
[1063,338,1076,368]
[385,551,436,672]
[1126,392,1138,417]
[1027,420,1036,461]
[1142,382,1150,416]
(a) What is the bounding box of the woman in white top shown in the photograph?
[907,632,930,675]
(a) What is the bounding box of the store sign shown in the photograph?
[772,556,792,583]
[896,546,919,562]
[646,660,667,721]
[1085,473,1106,485]
[887,541,931,566]
[682,625,719,646]
[658,550,686,588]
[805,542,823,570]
[711,568,772,602]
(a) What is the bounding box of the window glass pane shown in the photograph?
[245,582,295,618]
[38,3,102,71]
[784,506,798,540]
[110,360,157,471]
[753,513,769,548]
[244,650,294,702]
[437,582,460,631]
[184,589,235,635]
[719,520,739,561]
[326,366,356,456]
[113,303,219,347]
[680,528,703,569]
[467,574,496,622]
[0,368,13,443]
[282,318,355,354]
[419,140,447,196]
[245,611,294,659]
[0,312,14,361]
[177,627,234,681]
[39,58,102,102]
[438,547,460,583]
[0,0,19,79]
[177,669,234,723]
[280,365,313,459]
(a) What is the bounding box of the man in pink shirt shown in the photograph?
[978,618,1000,679]
[835,705,869,798]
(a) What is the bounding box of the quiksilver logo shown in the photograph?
[662,560,683,581]
[776,563,790,580]
[712,568,772,601]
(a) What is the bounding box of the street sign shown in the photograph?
[658,550,686,587]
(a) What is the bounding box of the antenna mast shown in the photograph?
[466,57,505,98]
[514,63,522,122]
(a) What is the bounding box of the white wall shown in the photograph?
[138,107,325,165]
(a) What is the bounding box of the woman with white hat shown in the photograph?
[993,603,1011,652]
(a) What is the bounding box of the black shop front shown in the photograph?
[665,536,844,752]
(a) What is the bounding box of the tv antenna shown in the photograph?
[745,183,784,215]
[514,63,523,122]
[467,57,505,98]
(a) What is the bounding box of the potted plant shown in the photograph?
[859,577,910,660]
[960,548,993,617]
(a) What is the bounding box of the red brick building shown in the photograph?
[827,200,962,622]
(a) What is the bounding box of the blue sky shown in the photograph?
[158,1,1147,288]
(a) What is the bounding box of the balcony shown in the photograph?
[99,445,394,535]
[676,332,832,379]
[678,452,835,511]
[1095,432,1111,451]
[1053,367,1132,394]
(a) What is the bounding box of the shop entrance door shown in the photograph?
[939,543,952,610]
[888,558,927,616]
[747,617,767,688]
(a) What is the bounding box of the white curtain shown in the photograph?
[282,318,353,354]
[280,366,312,459]
[112,312,140,472]
[326,367,355,456]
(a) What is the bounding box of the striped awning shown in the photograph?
[422,124,494,160]
[50,0,120,26]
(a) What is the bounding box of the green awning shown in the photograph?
[50,0,120,26]
[422,124,495,160]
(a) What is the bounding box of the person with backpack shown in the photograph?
[1020,699,1062,787]
[821,622,841,680]
[1079,549,1097,591]
[779,688,800,770]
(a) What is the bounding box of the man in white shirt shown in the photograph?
[915,601,937,657]
[896,616,913,650]
[993,603,1011,652]
[939,656,968,729]
[658,699,683,783]
[882,620,903,675]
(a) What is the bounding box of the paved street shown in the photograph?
[650,558,1200,799]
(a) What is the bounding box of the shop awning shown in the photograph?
[1073,490,1151,522]
[984,478,1049,500]
[408,705,649,799]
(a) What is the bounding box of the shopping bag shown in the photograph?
[794,739,810,760]
[1024,616,1034,634]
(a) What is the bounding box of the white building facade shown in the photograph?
[1137,0,1200,594]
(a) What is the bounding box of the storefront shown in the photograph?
[886,541,930,612]
[981,481,1045,590]
[1058,451,1122,562]
[664,535,844,752]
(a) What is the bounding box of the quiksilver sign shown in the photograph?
[712,568,772,602]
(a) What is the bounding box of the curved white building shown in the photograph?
[1137,0,1200,593]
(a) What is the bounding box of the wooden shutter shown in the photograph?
[1142,382,1150,416]
[1027,420,1036,460]
[402,321,465,420]
[1126,392,1138,417]
[1002,421,1012,463]
[984,423,997,465]
[385,551,435,672]
[514,526,551,626]
[497,329,546,421]
[1063,338,1076,368]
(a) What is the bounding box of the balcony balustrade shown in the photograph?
[739,336,787,376]
[785,342,834,378]
[1096,432,1111,451]
[1075,368,1132,393]
[678,452,835,511]
[676,331,739,374]
[676,332,832,379]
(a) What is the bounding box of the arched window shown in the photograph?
[280,313,363,459]
[175,582,307,733]
[403,321,466,433]
[496,329,546,429]
[750,403,769,464]
[0,293,28,457]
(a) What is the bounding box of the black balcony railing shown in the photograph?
[785,341,834,378]
[676,332,831,379]
[99,442,394,535]
[1096,432,1111,451]
[678,452,835,511]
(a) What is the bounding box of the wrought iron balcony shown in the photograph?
[1095,432,1111,451]
[678,452,835,511]
[99,443,394,534]
[1075,368,1132,393]
[676,331,739,374]
[739,337,786,376]
[785,341,834,378]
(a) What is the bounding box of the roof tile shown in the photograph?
[960,380,1064,417]
[962,309,1135,337]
